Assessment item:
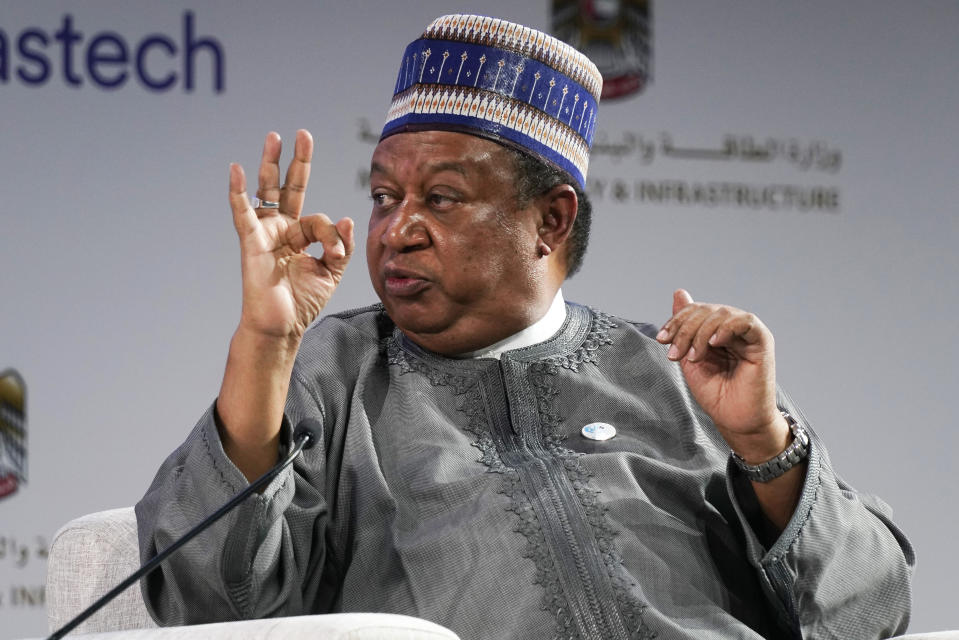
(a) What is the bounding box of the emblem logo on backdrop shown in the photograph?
[0,369,27,500]
[551,0,652,100]
[549,1,842,213]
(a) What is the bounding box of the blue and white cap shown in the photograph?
[381,14,602,189]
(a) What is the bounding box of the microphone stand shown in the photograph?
[47,423,318,640]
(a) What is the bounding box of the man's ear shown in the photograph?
[537,184,578,255]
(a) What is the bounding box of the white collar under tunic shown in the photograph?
[458,290,567,360]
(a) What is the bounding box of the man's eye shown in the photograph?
[371,193,392,206]
[429,193,454,207]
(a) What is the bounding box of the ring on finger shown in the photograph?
[251,196,280,209]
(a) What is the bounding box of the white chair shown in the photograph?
[41,507,458,639]
[39,508,956,640]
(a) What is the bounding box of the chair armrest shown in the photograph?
[46,507,156,634]
[43,509,461,640]
[25,613,459,639]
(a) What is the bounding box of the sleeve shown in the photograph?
[725,389,916,640]
[134,375,331,626]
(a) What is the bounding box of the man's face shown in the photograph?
[367,131,548,355]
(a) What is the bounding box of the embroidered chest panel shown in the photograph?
[387,308,656,640]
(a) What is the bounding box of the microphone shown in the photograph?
[292,419,320,452]
[47,418,321,639]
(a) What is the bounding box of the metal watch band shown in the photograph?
[731,411,810,483]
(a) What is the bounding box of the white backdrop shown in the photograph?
[1,2,956,637]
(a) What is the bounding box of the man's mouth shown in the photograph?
[383,266,430,297]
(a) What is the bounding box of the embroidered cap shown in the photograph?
[381,14,602,189]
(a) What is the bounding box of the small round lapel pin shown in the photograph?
[581,422,616,441]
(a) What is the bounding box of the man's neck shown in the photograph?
[456,289,567,360]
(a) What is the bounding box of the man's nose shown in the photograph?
[382,199,429,251]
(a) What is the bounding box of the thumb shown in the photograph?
[672,288,694,315]
[320,217,355,276]
[335,218,355,253]
[332,217,355,267]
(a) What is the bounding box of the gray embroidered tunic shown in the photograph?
[136,303,914,640]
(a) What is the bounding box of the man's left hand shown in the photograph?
[656,289,789,464]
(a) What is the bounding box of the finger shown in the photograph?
[658,289,696,344]
[687,307,733,362]
[296,215,355,273]
[664,304,713,361]
[334,217,356,263]
[228,163,257,236]
[657,290,698,343]
[708,312,770,351]
[280,130,313,218]
[672,289,694,316]
[256,132,282,211]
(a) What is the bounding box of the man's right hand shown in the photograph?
[218,130,354,481]
[229,130,354,339]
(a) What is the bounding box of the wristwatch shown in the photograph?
[731,411,810,483]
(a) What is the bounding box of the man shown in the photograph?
[137,14,913,640]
